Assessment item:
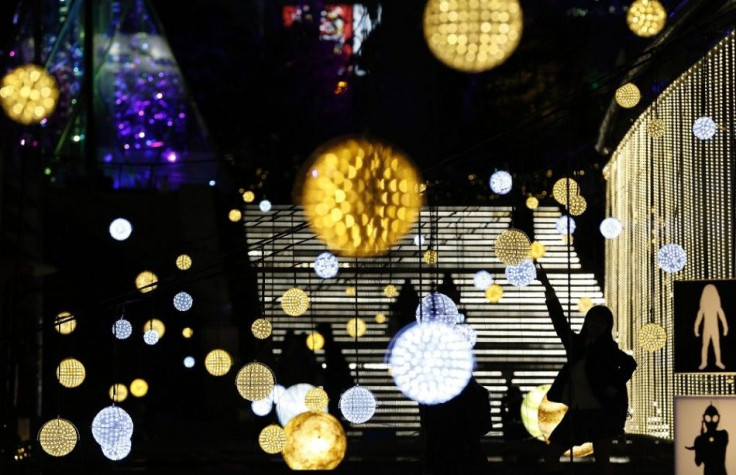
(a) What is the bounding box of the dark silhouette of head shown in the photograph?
[703,404,721,432]
[582,305,614,341]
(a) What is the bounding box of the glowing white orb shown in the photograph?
[505,259,537,288]
[415,292,459,325]
[413,234,426,247]
[339,385,377,424]
[454,323,477,348]
[489,170,513,195]
[252,397,273,416]
[91,406,134,448]
[657,243,686,273]
[173,291,193,311]
[109,218,132,241]
[599,217,622,239]
[183,356,195,368]
[112,319,132,340]
[692,116,717,140]
[388,322,474,405]
[473,270,494,290]
[276,383,324,426]
[314,252,339,279]
[270,384,287,404]
[143,329,159,345]
[259,199,272,212]
[100,438,131,461]
[555,215,576,235]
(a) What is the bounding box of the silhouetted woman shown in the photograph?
[537,263,637,474]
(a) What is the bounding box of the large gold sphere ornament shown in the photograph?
[298,135,423,257]
[259,424,287,454]
[627,0,667,38]
[54,311,77,335]
[529,241,546,260]
[383,284,398,298]
[282,411,347,470]
[0,64,59,125]
[175,254,192,270]
[568,195,587,216]
[251,318,272,339]
[638,322,667,352]
[235,362,275,401]
[305,387,330,411]
[647,118,666,138]
[495,228,531,265]
[143,318,166,338]
[485,284,503,303]
[615,83,641,108]
[281,288,309,316]
[306,331,325,352]
[37,418,78,457]
[135,270,158,293]
[243,190,255,203]
[109,383,128,403]
[423,0,523,73]
[130,378,149,397]
[552,178,579,205]
[205,349,233,376]
[539,394,594,458]
[346,318,367,338]
[56,358,85,388]
[526,196,539,210]
[423,249,438,265]
[228,209,242,222]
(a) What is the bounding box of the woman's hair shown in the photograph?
[581,305,614,340]
[699,284,722,313]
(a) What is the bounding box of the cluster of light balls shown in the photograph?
[552,177,587,216]
[91,405,134,460]
[0,64,60,125]
[314,252,339,279]
[692,116,717,140]
[489,170,513,195]
[657,243,687,273]
[505,259,536,288]
[416,292,459,325]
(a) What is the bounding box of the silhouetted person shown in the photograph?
[389,278,419,337]
[437,272,460,307]
[500,372,525,444]
[695,284,729,370]
[276,329,323,388]
[316,322,354,418]
[686,404,728,475]
[537,263,637,475]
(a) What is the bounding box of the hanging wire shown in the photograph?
[353,256,360,386]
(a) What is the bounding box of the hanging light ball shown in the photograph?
[54,311,77,335]
[485,284,504,303]
[101,438,132,461]
[346,318,367,338]
[235,362,275,401]
[423,0,523,73]
[345,286,356,296]
[489,170,513,195]
[413,234,427,247]
[299,135,423,257]
[252,397,273,417]
[259,199,272,212]
[305,387,330,411]
[183,356,195,368]
[638,322,667,352]
[282,411,347,470]
[375,313,387,324]
[259,424,287,454]
[454,323,478,348]
[182,327,194,338]
[281,288,309,316]
[56,358,85,388]
[173,291,193,312]
[568,195,587,216]
[143,329,159,345]
[526,196,539,210]
[143,318,166,338]
[134,270,158,293]
[0,64,60,125]
[306,331,325,352]
[314,252,339,279]
[109,218,133,241]
[626,0,667,37]
[130,378,148,397]
[242,191,255,203]
[423,249,438,265]
[495,228,531,265]
[505,259,537,288]
[614,83,641,108]
[473,270,494,290]
[204,349,232,376]
[693,116,717,140]
[339,385,377,424]
[657,243,687,273]
[175,254,192,270]
[109,383,128,403]
[112,319,132,340]
[529,241,546,260]
[251,318,273,339]
[577,297,596,315]
[554,215,576,235]
[91,406,134,448]
[228,209,242,222]
[600,217,623,239]
[552,178,580,205]
[38,418,78,457]
[276,383,321,426]
[647,118,666,138]
[383,284,398,298]
[415,292,459,325]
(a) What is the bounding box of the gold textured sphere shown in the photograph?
[423,249,438,265]
[529,241,546,260]
[135,270,158,293]
[251,318,273,339]
[228,209,242,222]
[282,411,347,470]
[37,418,78,457]
[539,394,594,457]
[182,327,194,338]
[375,313,387,324]
[56,358,85,388]
[235,362,275,401]
[281,288,309,316]
[577,297,595,315]
[242,191,255,203]
[143,318,166,338]
[305,387,330,411]
[130,378,148,397]
[345,286,356,297]
[383,284,398,298]
[526,196,539,210]
[638,322,667,351]
[0,64,59,125]
[259,424,287,454]
[205,349,233,376]
[495,228,531,265]
[615,83,641,108]
[306,331,325,352]
[552,178,579,205]
[109,383,128,403]
[627,0,667,38]
[176,254,192,270]
[647,118,665,138]
[54,311,77,335]
[423,0,523,73]
[568,195,587,216]
[298,135,423,257]
[485,284,504,303]
[346,318,367,338]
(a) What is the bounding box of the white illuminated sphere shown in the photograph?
[173,291,193,311]
[339,385,377,424]
[455,324,477,348]
[388,322,474,405]
[276,383,324,426]
[415,292,459,325]
[109,218,132,241]
[505,259,536,288]
[600,217,623,239]
[91,406,134,447]
[314,252,339,279]
[413,234,426,247]
[183,356,195,368]
[657,243,687,273]
[473,270,494,290]
[143,329,159,345]
[489,170,513,195]
[555,215,576,235]
[112,319,132,340]
[100,438,131,461]
[270,384,286,404]
[692,116,717,140]
[251,397,273,416]
[259,199,272,212]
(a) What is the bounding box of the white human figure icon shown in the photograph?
[694,284,729,370]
